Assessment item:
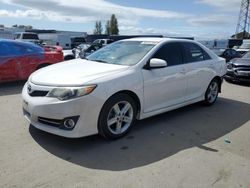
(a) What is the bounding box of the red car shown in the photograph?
[0,40,63,83]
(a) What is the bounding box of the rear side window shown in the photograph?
[152,42,183,66]
[182,42,211,63]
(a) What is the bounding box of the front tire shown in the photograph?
[98,94,137,139]
[203,79,219,106]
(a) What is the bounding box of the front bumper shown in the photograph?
[225,69,250,82]
[22,82,104,138]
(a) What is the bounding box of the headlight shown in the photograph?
[47,85,97,100]
[227,62,233,69]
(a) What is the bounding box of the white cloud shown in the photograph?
[119,25,182,36]
[196,0,241,11]
[2,0,190,24]
[188,14,237,27]
[0,0,240,38]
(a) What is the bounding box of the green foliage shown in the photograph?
[93,21,103,35]
[110,14,119,35]
[105,14,119,35]
[233,31,250,39]
[105,20,110,35]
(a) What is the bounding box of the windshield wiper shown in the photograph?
[88,59,108,64]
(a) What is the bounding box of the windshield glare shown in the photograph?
[86,41,157,66]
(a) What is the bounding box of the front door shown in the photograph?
[142,42,188,113]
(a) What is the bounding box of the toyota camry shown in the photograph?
[22,38,226,139]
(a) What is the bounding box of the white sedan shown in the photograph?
[22,38,226,139]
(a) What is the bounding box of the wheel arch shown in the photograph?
[64,55,74,60]
[106,90,142,119]
[211,76,222,93]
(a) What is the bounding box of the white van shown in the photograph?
[14,32,40,43]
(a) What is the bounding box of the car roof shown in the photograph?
[14,32,37,34]
[122,37,194,43]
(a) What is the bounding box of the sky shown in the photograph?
[0,0,242,39]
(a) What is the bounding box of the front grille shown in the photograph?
[29,90,49,97]
[38,117,62,128]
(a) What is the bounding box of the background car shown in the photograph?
[14,32,40,44]
[63,49,75,61]
[72,43,90,59]
[77,43,102,59]
[92,39,114,47]
[225,51,250,83]
[0,40,63,83]
[219,48,242,62]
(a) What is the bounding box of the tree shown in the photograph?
[110,14,119,35]
[105,20,110,35]
[232,31,250,39]
[93,21,103,35]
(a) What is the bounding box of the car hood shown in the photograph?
[30,59,129,86]
[231,58,250,66]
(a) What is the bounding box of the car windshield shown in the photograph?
[86,41,157,66]
[243,51,250,58]
[239,43,250,49]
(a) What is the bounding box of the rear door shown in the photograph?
[142,42,188,113]
[181,42,214,101]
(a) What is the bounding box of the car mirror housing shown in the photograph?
[144,58,167,69]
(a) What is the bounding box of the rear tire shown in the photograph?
[203,79,219,106]
[98,93,137,140]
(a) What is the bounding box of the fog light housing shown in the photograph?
[64,119,75,129]
[61,116,79,130]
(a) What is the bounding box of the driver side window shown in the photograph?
[152,42,183,66]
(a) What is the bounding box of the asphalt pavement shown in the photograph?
[0,81,249,188]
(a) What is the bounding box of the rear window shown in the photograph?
[71,37,86,43]
[23,34,39,40]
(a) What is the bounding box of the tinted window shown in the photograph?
[152,42,183,66]
[182,42,211,63]
[23,34,39,40]
[72,37,86,43]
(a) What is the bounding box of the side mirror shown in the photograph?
[145,58,167,69]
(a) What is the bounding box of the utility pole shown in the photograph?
[236,0,250,39]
